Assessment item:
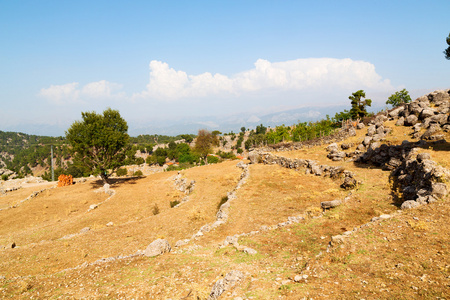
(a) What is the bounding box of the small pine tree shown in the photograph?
[349,90,372,119]
[445,33,450,60]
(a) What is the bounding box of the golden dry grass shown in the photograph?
[0,121,449,299]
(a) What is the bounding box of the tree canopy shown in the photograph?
[194,129,218,162]
[349,90,372,119]
[445,32,450,60]
[65,108,129,183]
[386,89,412,107]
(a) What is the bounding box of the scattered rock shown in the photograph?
[175,239,190,247]
[79,227,90,234]
[243,247,257,255]
[401,200,421,210]
[326,143,339,152]
[208,270,244,300]
[5,242,16,249]
[321,200,342,209]
[144,239,171,257]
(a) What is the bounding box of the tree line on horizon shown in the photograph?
[0,89,413,182]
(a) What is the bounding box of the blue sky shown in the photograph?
[1,0,449,136]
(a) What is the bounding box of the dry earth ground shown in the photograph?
[0,123,449,299]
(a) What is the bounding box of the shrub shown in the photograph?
[217,195,228,210]
[152,203,160,215]
[116,168,128,177]
[1,174,9,181]
[156,156,166,166]
[237,148,243,154]
[135,157,145,165]
[170,200,180,208]
[207,155,220,164]
[216,150,236,159]
[146,155,157,165]
[134,170,143,176]
[386,89,412,107]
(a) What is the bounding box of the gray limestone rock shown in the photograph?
[396,116,405,126]
[405,114,418,126]
[144,239,171,257]
[326,143,339,152]
[401,200,420,210]
[431,182,448,199]
[248,151,261,164]
[389,106,405,118]
[321,200,342,209]
[208,270,244,300]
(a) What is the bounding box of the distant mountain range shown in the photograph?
[128,105,353,136]
[2,104,386,137]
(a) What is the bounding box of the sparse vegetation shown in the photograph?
[1,90,449,299]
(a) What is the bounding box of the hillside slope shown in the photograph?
[0,90,449,299]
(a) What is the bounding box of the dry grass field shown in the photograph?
[0,122,449,299]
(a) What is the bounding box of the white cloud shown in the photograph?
[81,80,123,98]
[40,80,123,104]
[39,82,80,103]
[135,58,393,101]
[136,61,233,99]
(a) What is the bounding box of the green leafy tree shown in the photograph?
[180,134,194,143]
[65,108,130,184]
[444,33,450,60]
[194,129,217,162]
[349,90,372,119]
[255,124,267,135]
[386,89,412,107]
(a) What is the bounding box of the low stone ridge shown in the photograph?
[391,150,449,208]
[174,162,249,248]
[171,173,196,207]
[207,270,244,300]
[249,151,359,190]
[356,141,449,209]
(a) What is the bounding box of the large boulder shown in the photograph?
[327,151,346,161]
[396,116,405,126]
[404,114,418,126]
[326,143,339,152]
[389,106,405,118]
[420,108,435,119]
[144,239,171,257]
[248,151,261,164]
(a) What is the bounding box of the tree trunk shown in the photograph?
[100,172,110,184]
